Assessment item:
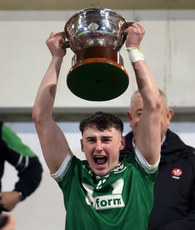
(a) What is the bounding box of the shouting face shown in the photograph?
[81,126,125,177]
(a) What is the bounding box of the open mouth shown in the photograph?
[94,156,108,166]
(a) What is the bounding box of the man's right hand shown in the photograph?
[46,32,66,58]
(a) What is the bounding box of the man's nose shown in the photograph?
[95,141,103,151]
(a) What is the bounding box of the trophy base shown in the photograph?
[67,58,129,101]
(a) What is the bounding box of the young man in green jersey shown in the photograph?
[33,22,161,230]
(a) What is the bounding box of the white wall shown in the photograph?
[0,10,195,109]
[2,121,195,230]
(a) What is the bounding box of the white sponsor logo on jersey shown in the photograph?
[83,178,125,210]
[95,194,125,210]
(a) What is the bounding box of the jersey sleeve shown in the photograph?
[51,154,83,210]
[51,153,73,182]
[133,142,160,174]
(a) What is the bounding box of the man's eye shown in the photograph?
[87,139,96,142]
[102,138,111,142]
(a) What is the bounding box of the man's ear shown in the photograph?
[167,109,174,122]
[119,136,125,150]
[80,139,84,152]
[127,112,132,128]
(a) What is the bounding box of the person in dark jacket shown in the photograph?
[120,89,195,230]
[0,121,43,212]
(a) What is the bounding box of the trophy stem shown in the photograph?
[73,46,118,66]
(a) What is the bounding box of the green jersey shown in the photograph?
[52,153,158,230]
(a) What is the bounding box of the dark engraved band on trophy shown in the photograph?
[63,7,131,101]
[74,47,118,64]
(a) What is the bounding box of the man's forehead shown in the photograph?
[131,95,143,111]
[83,126,119,136]
[85,134,113,139]
[83,126,113,133]
[134,93,142,102]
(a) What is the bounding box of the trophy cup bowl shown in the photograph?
[64,8,130,101]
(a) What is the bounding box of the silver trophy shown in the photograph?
[63,8,130,101]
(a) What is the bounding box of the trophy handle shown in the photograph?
[60,31,71,49]
[62,41,71,49]
[115,21,134,51]
[121,21,134,30]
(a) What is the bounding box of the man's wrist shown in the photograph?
[126,47,144,64]
[14,191,25,201]
[18,192,25,201]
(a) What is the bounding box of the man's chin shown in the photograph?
[93,166,109,177]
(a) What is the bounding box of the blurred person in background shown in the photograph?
[0,121,43,212]
[120,89,195,230]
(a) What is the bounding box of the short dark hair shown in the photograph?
[79,111,124,135]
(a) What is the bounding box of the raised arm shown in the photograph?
[125,22,161,164]
[32,32,71,174]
